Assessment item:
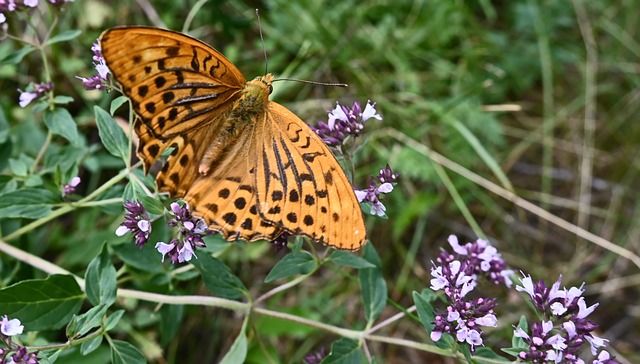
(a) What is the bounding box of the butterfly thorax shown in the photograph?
[227,73,275,123]
[198,74,275,176]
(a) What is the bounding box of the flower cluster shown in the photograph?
[62,176,80,197]
[271,231,290,252]
[514,274,619,363]
[0,0,72,23]
[355,164,398,216]
[303,347,326,364]
[436,235,514,287]
[311,100,381,146]
[17,82,53,108]
[155,202,211,264]
[0,316,39,363]
[0,0,37,23]
[115,201,152,247]
[76,41,110,91]
[429,259,498,352]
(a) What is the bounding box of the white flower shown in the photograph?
[430,265,448,291]
[137,220,150,232]
[513,326,530,340]
[476,314,497,327]
[361,100,382,121]
[327,103,348,129]
[95,60,110,80]
[370,201,386,216]
[447,235,468,255]
[550,302,567,316]
[516,273,535,298]
[354,189,368,202]
[0,316,24,336]
[546,333,567,351]
[563,321,577,339]
[430,330,442,342]
[24,0,38,7]
[115,225,130,236]
[18,91,38,108]
[585,334,608,355]
[576,297,598,319]
[177,242,195,263]
[155,241,175,262]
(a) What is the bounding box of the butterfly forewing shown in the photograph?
[101,26,367,250]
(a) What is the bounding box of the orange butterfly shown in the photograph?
[100,26,367,251]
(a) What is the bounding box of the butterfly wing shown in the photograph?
[255,102,367,250]
[101,26,248,195]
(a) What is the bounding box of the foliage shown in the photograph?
[0,0,638,363]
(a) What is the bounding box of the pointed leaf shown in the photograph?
[45,30,82,45]
[329,250,375,269]
[322,338,363,364]
[219,317,248,364]
[0,188,58,219]
[94,106,129,161]
[66,304,108,338]
[265,251,317,283]
[359,244,387,323]
[44,108,79,145]
[0,275,83,330]
[110,96,129,115]
[85,245,117,307]
[191,253,247,300]
[110,340,145,364]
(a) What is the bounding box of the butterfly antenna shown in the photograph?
[274,78,349,88]
[256,9,268,74]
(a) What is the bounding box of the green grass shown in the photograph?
[0,0,639,363]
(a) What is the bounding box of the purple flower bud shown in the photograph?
[116,201,152,247]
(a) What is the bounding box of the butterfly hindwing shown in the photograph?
[256,103,367,250]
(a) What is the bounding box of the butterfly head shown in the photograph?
[251,73,274,95]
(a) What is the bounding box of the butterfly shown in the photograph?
[100,26,367,251]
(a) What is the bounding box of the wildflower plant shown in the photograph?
[0,3,632,364]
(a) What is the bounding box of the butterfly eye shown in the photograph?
[267,84,273,94]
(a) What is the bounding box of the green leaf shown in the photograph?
[45,30,82,45]
[191,254,247,300]
[53,96,74,105]
[85,245,117,307]
[265,251,317,283]
[94,106,129,161]
[358,244,387,323]
[110,340,146,364]
[160,303,183,346]
[0,188,59,219]
[110,96,129,115]
[511,315,529,348]
[81,335,103,356]
[139,195,165,215]
[113,233,166,274]
[104,310,125,331]
[8,158,28,177]
[412,289,437,333]
[66,304,108,338]
[0,275,83,330]
[473,347,510,362]
[0,45,35,65]
[44,108,79,145]
[219,316,248,364]
[322,338,363,364]
[329,250,375,269]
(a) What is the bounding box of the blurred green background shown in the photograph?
[1,0,638,362]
